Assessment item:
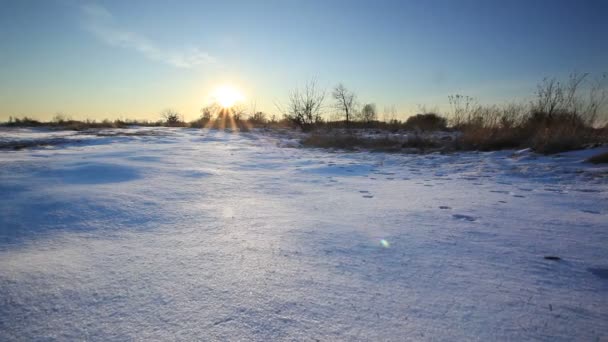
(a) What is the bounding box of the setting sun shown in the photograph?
[212,85,244,108]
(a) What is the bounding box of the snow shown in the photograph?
[1,127,607,341]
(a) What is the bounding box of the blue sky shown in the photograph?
[1,0,606,121]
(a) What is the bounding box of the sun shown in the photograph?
[212,85,244,108]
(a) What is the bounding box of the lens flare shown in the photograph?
[212,85,244,108]
[380,239,390,248]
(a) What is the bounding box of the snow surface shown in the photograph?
[1,127,607,341]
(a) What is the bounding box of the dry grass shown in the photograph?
[454,113,606,154]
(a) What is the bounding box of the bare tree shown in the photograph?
[533,74,587,117]
[279,80,326,130]
[532,72,608,126]
[161,109,182,126]
[200,105,216,121]
[231,104,246,121]
[360,103,377,123]
[332,83,356,128]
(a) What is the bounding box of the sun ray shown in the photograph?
[228,112,237,131]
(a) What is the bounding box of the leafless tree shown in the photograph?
[533,74,586,117]
[200,105,216,121]
[332,83,356,128]
[231,104,246,121]
[532,72,608,126]
[279,80,326,130]
[161,109,182,126]
[360,103,377,123]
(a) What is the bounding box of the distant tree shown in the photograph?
[201,106,214,121]
[52,113,71,124]
[280,80,325,130]
[332,83,356,128]
[230,104,246,121]
[161,109,182,126]
[360,103,377,123]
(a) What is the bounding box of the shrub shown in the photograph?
[161,109,185,126]
[248,112,267,126]
[404,113,447,131]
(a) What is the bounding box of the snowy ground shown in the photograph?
[1,127,607,341]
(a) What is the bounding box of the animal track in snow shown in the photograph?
[581,209,600,214]
[452,214,477,221]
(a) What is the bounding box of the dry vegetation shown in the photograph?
[448,74,608,153]
[3,73,607,155]
[300,73,608,154]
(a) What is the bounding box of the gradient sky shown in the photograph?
[1,0,607,121]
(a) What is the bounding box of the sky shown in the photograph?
[0,0,607,121]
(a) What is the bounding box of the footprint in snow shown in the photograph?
[359,190,370,193]
[439,206,451,210]
[362,195,374,198]
[574,188,601,193]
[581,209,601,214]
[512,194,526,198]
[498,200,507,203]
[453,214,477,221]
[490,190,510,194]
